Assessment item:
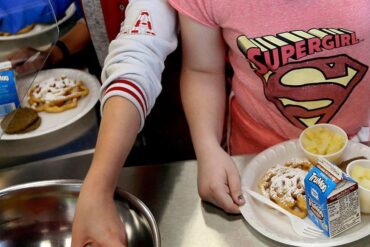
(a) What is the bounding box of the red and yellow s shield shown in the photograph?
[261,55,368,128]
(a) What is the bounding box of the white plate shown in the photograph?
[240,140,370,247]
[1,68,100,140]
[0,3,76,41]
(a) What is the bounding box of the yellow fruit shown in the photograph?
[364,169,370,180]
[351,165,370,190]
[351,165,367,180]
[359,178,370,190]
[302,126,346,155]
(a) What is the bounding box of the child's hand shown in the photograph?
[197,145,245,214]
[71,184,127,247]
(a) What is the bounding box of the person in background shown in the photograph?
[0,0,77,35]
[3,0,93,76]
[168,0,369,213]
[7,20,91,75]
[71,0,177,246]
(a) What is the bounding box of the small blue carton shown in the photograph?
[0,61,20,117]
[304,158,361,237]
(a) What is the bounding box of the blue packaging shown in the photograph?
[304,158,361,237]
[0,61,20,117]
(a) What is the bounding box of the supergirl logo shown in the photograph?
[237,28,359,75]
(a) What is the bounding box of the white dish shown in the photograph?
[240,140,370,247]
[0,3,76,41]
[346,159,370,214]
[1,68,100,140]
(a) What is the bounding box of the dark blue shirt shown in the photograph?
[0,0,82,34]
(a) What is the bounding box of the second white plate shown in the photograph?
[0,3,76,41]
[1,68,100,140]
[240,140,370,247]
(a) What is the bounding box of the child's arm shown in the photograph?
[72,0,177,246]
[179,14,245,213]
[72,97,139,246]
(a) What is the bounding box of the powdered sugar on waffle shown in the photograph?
[261,159,310,205]
[32,75,79,102]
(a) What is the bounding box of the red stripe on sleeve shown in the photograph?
[104,86,146,116]
[108,80,148,112]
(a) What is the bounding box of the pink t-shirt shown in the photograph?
[169,0,370,154]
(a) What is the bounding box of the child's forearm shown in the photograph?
[83,96,140,196]
[179,13,227,161]
[181,69,226,161]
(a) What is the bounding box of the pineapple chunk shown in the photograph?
[359,178,370,190]
[351,165,367,180]
[302,126,346,155]
[351,165,370,190]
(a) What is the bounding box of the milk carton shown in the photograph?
[304,158,361,237]
[0,61,20,117]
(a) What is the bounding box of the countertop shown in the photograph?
[0,150,369,247]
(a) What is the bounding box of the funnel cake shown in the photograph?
[28,75,89,113]
[259,159,313,218]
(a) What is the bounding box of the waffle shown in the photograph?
[259,159,313,218]
[28,75,89,113]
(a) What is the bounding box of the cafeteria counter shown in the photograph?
[0,150,369,247]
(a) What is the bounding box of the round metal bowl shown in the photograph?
[0,180,160,247]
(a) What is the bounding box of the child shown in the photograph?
[168,0,370,213]
[72,0,177,246]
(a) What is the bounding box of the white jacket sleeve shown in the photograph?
[100,0,177,131]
